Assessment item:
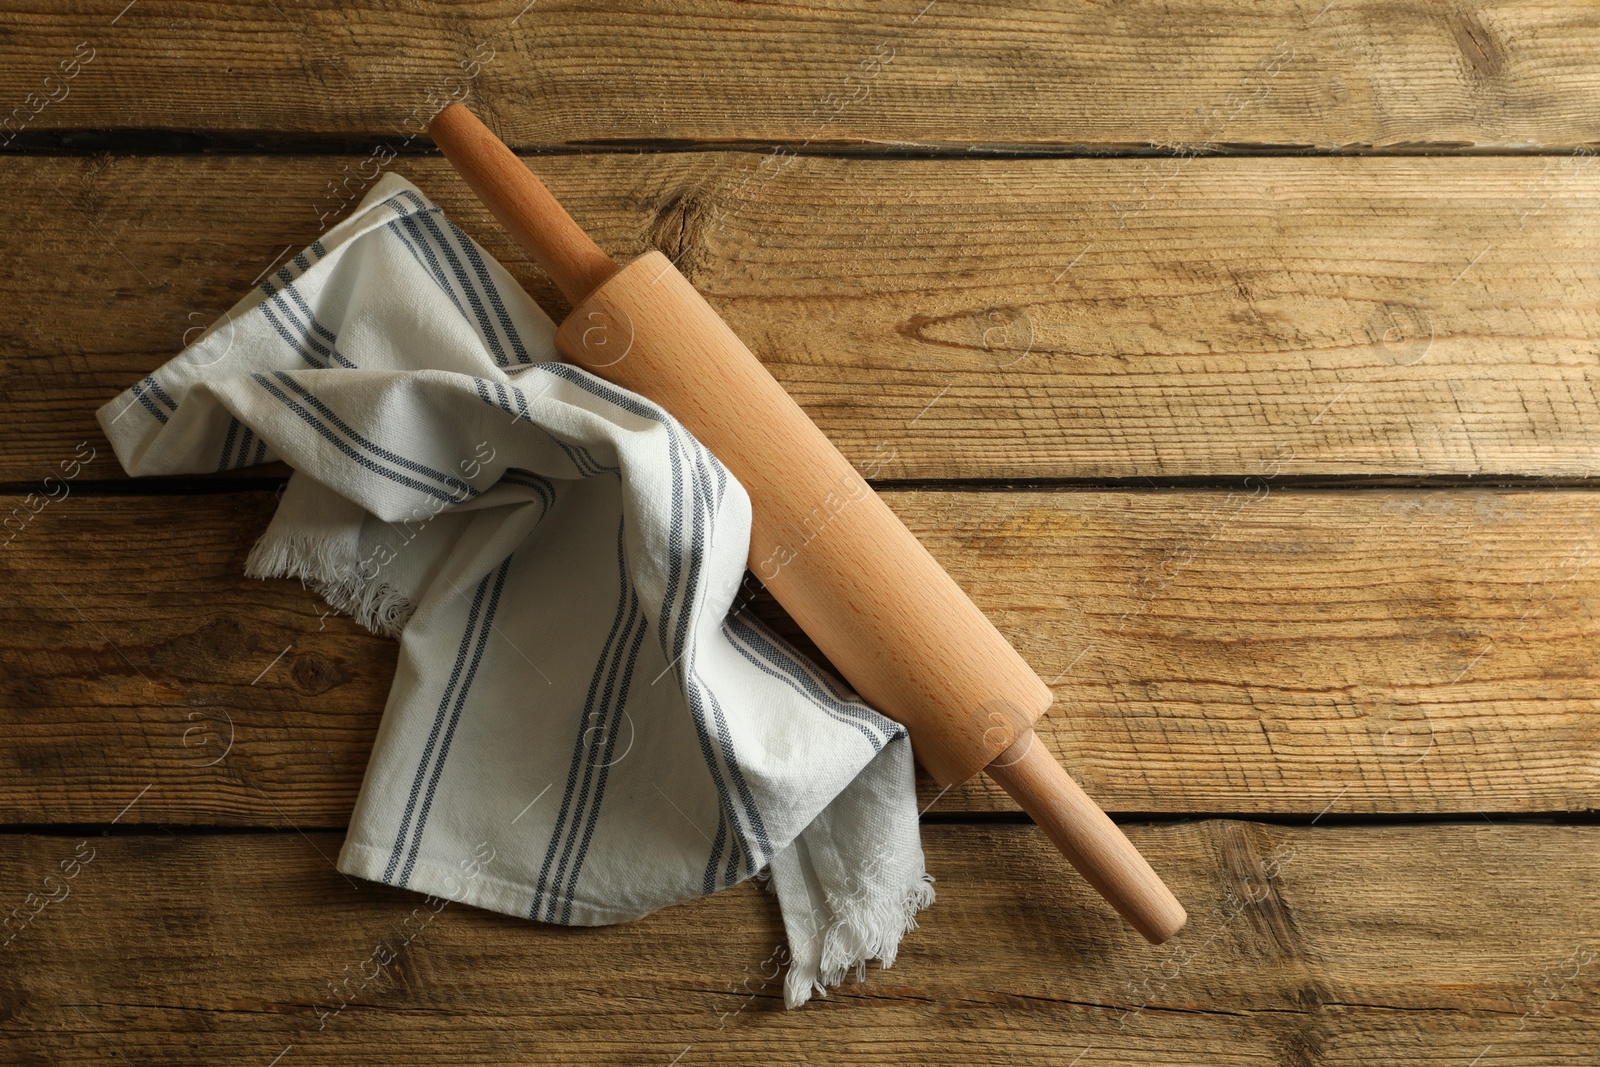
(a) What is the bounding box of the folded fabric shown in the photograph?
[95,172,932,1006]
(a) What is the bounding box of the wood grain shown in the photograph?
[10,153,1600,480]
[1,823,1594,1065]
[4,0,1600,150]
[3,488,1595,825]
[11,1,1600,1060]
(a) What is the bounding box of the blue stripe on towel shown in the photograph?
[267,371,476,498]
[554,438,598,477]
[141,375,178,412]
[536,362,768,889]
[575,444,619,475]
[393,190,512,368]
[383,569,491,884]
[531,516,637,921]
[542,535,647,922]
[398,555,513,885]
[250,373,469,503]
[267,267,356,369]
[679,427,771,885]
[216,418,240,471]
[556,596,648,923]
[724,614,890,751]
[129,380,170,424]
[388,211,469,322]
[499,467,556,512]
[258,297,330,370]
[446,217,532,364]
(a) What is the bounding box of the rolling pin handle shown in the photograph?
[985,731,1188,944]
[428,103,617,304]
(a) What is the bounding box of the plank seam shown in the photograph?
[4,133,1600,160]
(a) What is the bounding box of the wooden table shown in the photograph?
[4,2,1598,1063]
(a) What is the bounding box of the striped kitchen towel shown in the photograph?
[95,171,932,1007]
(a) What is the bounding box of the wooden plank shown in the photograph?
[3,488,1596,825]
[9,153,1600,480]
[5,1,1600,150]
[1,823,1595,1064]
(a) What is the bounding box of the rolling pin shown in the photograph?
[429,103,1186,944]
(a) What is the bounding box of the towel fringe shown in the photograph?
[245,532,414,638]
[788,870,936,1007]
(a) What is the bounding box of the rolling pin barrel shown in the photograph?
[429,103,1186,944]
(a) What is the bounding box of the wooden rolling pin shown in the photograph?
[429,103,1187,944]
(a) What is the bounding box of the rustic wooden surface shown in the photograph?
[13,155,1600,479]
[4,825,1597,1065]
[3,2,1598,1065]
[7,0,1600,151]
[4,488,1599,823]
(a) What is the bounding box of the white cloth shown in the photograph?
[96,172,932,1006]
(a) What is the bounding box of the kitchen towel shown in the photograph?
[95,171,932,1007]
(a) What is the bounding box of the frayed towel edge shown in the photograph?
[784,871,937,1009]
[245,531,414,638]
